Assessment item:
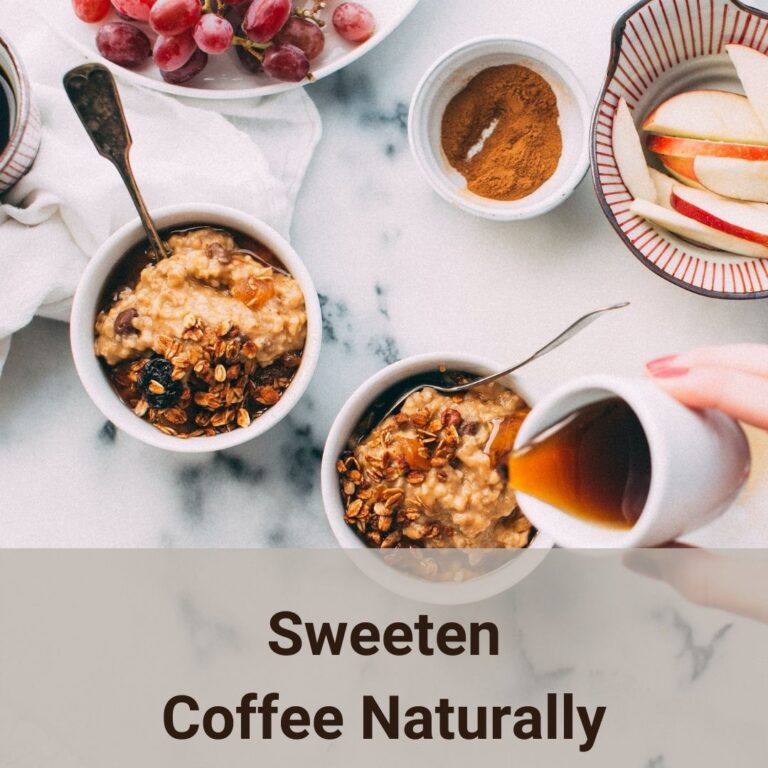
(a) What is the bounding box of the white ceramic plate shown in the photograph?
[37,0,420,99]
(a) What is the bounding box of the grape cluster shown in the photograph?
[73,0,376,85]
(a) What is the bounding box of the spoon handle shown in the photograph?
[449,301,631,391]
[63,64,168,260]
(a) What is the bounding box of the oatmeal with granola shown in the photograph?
[94,227,307,438]
[337,379,534,549]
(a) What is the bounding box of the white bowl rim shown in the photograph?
[320,351,554,605]
[70,203,321,454]
[36,0,422,101]
[408,34,591,221]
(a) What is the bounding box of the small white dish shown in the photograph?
[514,374,751,547]
[321,352,553,604]
[70,203,322,454]
[408,36,590,221]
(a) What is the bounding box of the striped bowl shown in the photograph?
[592,0,768,299]
[0,32,41,194]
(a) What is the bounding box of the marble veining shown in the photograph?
[670,612,733,682]
[178,593,242,662]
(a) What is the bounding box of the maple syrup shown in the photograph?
[507,398,652,529]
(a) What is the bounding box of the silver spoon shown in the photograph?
[363,301,630,434]
[63,63,170,260]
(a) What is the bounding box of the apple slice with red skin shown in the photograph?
[630,198,768,258]
[612,97,656,201]
[658,155,706,190]
[642,89,768,145]
[671,184,768,246]
[695,156,768,202]
[647,134,768,160]
[727,45,768,135]
[648,167,675,208]
[658,155,768,202]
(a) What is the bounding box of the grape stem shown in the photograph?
[232,36,271,59]
[201,0,213,13]
[295,1,327,25]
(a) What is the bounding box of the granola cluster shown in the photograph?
[109,323,301,437]
[94,227,306,438]
[338,382,534,549]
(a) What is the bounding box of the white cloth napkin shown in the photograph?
[0,7,322,374]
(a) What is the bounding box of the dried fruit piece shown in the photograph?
[441,408,463,428]
[400,438,431,471]
[231,277,276,309]
[113,307,139,335]
[138,357,182,408]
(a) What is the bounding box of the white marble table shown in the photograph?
[2,0,768,547]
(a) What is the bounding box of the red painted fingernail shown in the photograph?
[646,355,677,371]
[649,366,690,378]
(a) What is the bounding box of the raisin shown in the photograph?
[138,357,182,408]
[114,308,139,335]
[441,408,463,428]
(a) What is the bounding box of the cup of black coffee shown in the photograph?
[0,31,40,194]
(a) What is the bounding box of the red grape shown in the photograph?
[161,47,208,83]
[153,31,197,71]
[110,0,156,21]
[193,14,234,54]
[235,44,263,73]
[149,0,201,36]
[224,3,247,28]
[274,17,324,60]
[96,22,152,67]
[332,2,375,43]
[73,0,111,22]
[262,43,309,82]
[243,0,291,43]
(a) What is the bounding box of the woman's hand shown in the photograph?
[627,344,768,624]
[645,344,768,429]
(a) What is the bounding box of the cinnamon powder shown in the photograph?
[440,64,562,201]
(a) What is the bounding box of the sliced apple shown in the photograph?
[642,89,768,144]
[659,155,695,180]
[658,155,707,190]
[671,184,768,246]
[647,134,768,160]
[727,45,768,135]
[661,156,768,202]
[649,167,675,208]
[612,97,656,201]
[630,198,768,258]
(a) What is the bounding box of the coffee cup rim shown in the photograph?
[0,32,31,171]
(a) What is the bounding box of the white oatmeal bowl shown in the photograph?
[70,203,322,453]
[321,353,554,604]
